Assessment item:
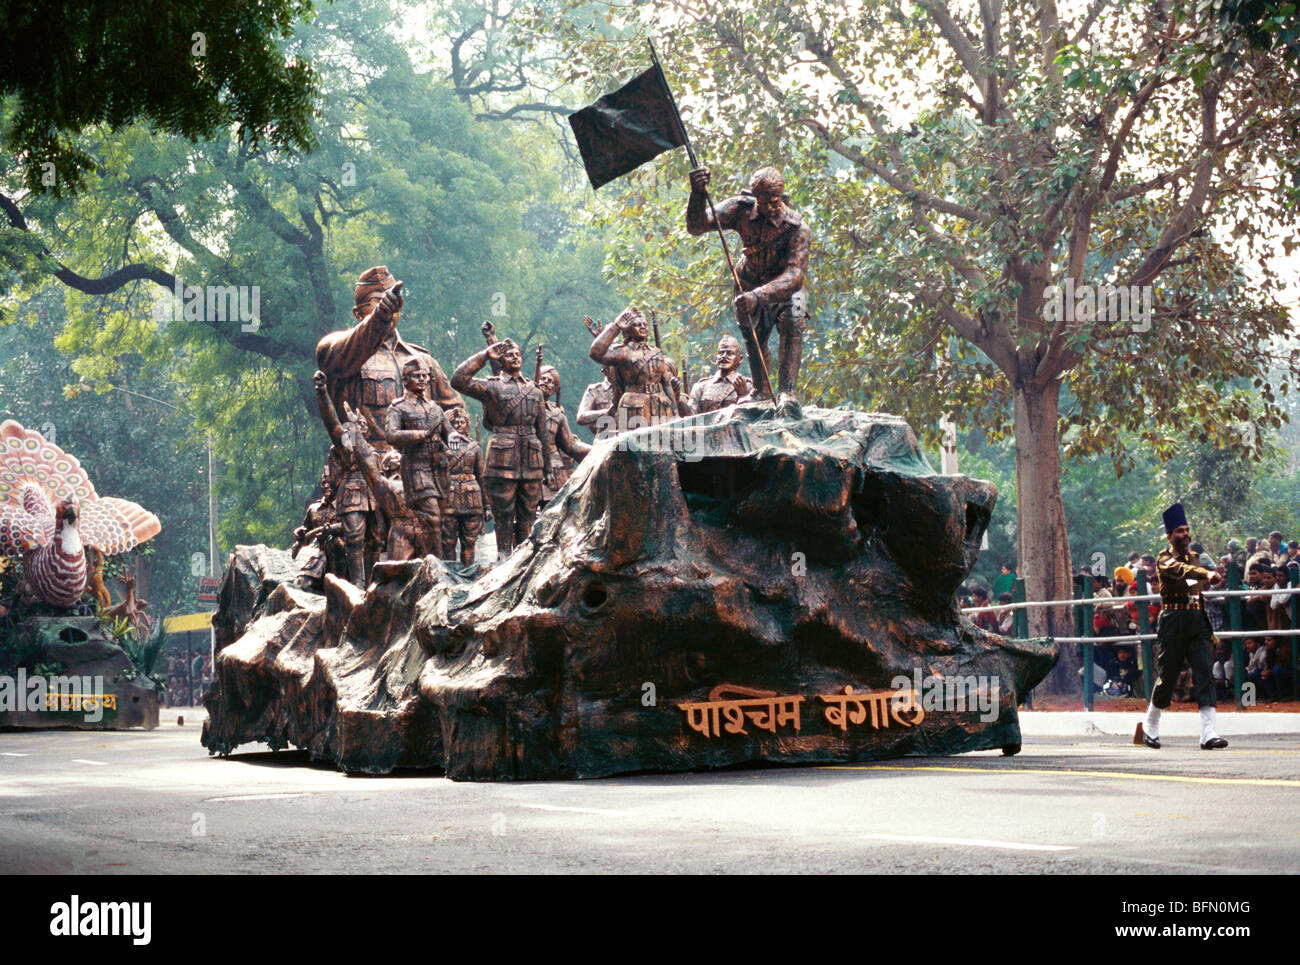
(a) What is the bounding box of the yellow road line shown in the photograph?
[821,764,1300,787]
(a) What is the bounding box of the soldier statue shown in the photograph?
[687,334,753,414]
[316,266,463,450]
[385,357,453,558]
[314,370,382,586]
[439,407,488,567]
[352,434,426,563]
[589,307,678,431]
[536,358,591,502]
[451,338,553,558]
[576,367,616,439]
[686,167,810,404]
[292,464,344,590]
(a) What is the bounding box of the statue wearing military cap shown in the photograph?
[315,266,463,452]
[451,337,554,558]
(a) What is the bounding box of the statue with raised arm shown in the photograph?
[352,436,426,563]
[685,167,810,404]
[385,357,452,558]
[536,357,591,502]
[588,306,677,432]
[316,266,463,451]
[450,338,554,558]
[687,334,753,414]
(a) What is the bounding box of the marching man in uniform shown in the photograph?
[1136,503,1229,750]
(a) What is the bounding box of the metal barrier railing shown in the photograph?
[960,564,1300,710]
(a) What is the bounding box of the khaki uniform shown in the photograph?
[576,379,615,438]
[381,477,425,562]
[689,370,753,414]
[334,443,381,583]
[293,494,342,588]
[385,396,447,505]
[456,372,547,479]
[602,343,677,431]
[686,192,811,397]
[316,314,462,450]
[1150,548,1216,710]
[439,438,485,566]
[450,364,552,557]
[541,403,591,502]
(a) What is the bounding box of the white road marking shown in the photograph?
[0,752,29,757]
[205,792,310,802]
[520,804,639,816]
[863,833,1075,852]
[70,759,108,766]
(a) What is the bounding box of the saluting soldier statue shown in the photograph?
[451,338,553,558]
[685,167,810,404]
[536,359,591,501]
[439,407,488,567]
[687,334,753,414]
[385,357,453,558]
[589,306,678,431]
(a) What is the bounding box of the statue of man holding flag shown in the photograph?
[685,166,810,405]
[567,44,810,405]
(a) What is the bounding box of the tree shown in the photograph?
[0,287,211,621]
[1,0,622,554]
[0,0,321,195]
[526,0,1300,682]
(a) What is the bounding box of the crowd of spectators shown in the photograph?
[162,652,212,707]
[960,531,1299,702]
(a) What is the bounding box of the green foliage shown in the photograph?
[1,0,622,620]
[959,422,1299,584]
[119,628,168,683]
[523,0,1300,469]
[0,0,321,194]
[0,621,41,673]
[1212,0,1300,64]
[0,291,210,620]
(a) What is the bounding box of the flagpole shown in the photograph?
[647,39,776,402]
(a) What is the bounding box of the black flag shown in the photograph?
[568,65,688,190]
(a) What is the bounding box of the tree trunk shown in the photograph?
[1013,379,1077,693]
